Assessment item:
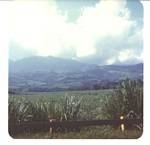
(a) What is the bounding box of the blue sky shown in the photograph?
[9,0,143,65]
[56,0,143,22]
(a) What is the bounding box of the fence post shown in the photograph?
[49,119,57,134]
[120,116,125,132]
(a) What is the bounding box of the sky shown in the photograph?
[9,0,143,65]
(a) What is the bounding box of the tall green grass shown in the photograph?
[101,79,143,120]
[9,79,143,137]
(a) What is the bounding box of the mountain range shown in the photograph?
[9,56,143,93]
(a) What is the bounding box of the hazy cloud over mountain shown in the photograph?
[9,0,143,65]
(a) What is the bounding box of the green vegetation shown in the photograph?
[9,79,143,138]
[9,90,112,122]
[101,79,143,119]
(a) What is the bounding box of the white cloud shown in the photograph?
[10,0,143,64]
[75,0,138,58]
[106,57,116,65]
[10,0,67,56]
[118,49,134,62]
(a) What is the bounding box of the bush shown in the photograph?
[60,95,82,121]
[9,97,32,124]
[101,79,143,119]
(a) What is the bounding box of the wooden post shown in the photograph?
[49,119,57,134]
[120,116,125,132]
[49,119,53,134]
